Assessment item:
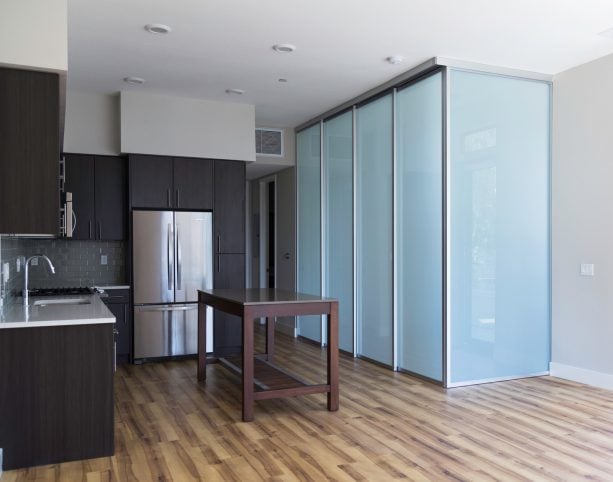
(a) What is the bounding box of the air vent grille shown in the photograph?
[256,128,283,156]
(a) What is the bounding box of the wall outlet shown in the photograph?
[100,255,108,266]
[580,263,595,276]
[30,257,38,266]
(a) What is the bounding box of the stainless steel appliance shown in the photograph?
[132,210,213,359]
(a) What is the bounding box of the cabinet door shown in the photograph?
[213,253,245,356]
[129,155,174,209]
[107,303,130,359]
[214,160,245,253]
[0,68,59,235]
[64,154,95,240]
[173,157,213,210]
[94,156,127,240]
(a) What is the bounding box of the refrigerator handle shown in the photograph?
[168,223,174,291]
[177,223,182,290]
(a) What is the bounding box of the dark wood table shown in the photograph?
[197,288,339,422]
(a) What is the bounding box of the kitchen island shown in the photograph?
[0,295,115,471]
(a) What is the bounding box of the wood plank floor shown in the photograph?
[4,329,613,481]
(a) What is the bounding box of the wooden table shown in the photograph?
[197,288,339,422]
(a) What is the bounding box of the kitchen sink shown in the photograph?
[32,298,91,307]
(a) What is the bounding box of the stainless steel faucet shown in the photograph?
[23,254,56,306]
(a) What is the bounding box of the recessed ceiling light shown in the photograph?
[145,23,172,34]
[272,44,296,53]
[124,76,145,85]
[386,56,404,65]
[225,88,245,95]
[278,78,288,83]
[598,27,613,39]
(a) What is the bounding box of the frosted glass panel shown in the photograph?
[396,73,443,380]
[297,124,321,343]
[449,70,550,384]
[356,95,393,365]
[324,111,353,353]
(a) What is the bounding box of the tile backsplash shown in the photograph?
[0,236,126,303]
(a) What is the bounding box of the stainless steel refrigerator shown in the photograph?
[132,210,213,359]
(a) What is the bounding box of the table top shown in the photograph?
[198,288,337,306]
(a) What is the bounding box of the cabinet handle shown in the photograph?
[217,254,220,273]
[217,234,221,252]
[176,189,180,208]
[98,221,102,240]
[167,189,171,207]
[89,220,92,240]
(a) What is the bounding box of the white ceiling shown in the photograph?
[68,0,613,127]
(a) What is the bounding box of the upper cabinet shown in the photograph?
[214,160,245,254]
[64,154,127,240]
[129,154,213,210]
[0,67,60,235]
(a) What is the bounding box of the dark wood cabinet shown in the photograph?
[129,155,174,208]
[95,156,127,240]
[0,324,114,470]
[214,160,245,254]
[0,67,60,235]
[214,253,245,356]
[100,289,131,364]
[64,154,127,240]
[173,157,213,210]
[129,155,213,210]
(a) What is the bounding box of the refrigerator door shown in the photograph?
[174,211,213,303]
[133,304,200,358]
[133,210,175,304]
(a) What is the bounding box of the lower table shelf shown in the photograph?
[219,356,330,400]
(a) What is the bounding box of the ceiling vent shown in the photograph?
[255,128,283,157]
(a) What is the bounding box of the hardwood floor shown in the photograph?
[4,329,613,481]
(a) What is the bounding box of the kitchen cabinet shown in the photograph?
[100,289,131,364]
[64,155,127,240]
[129,154,213,210]
[0,67,60,235]
[173,157,213,210]
[0,324,114,470]
[214,160,245,254]
[213,253,245,356]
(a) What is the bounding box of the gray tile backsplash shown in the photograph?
[0,236,126,303]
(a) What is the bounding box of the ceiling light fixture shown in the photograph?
[226,88,245,95]
[386,55,404,65]
[278,78,288,83]
[124,76,145,85]
[272,43,296,53]
[145,23,172,34]
[598,27,613,39]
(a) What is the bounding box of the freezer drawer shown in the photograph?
[134,304,202,359]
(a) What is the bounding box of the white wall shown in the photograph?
[551,52,613,389]
[120,91,255,161]
[0,0,67,72]
[64,91,120,155]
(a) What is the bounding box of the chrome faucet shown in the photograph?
[23,254,56,306]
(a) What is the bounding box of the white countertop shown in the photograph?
[0,294,115,329]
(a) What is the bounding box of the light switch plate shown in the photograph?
[580,263,595,276]
[101,255,108,265]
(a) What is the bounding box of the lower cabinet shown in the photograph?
[0,324,114,470]
[214,254,245,356]
[100,289,131,364]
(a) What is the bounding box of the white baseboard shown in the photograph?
[549,362,613,391]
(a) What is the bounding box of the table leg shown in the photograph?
[197,302,207,381]
[242,308,254,422]
[266,317,275,362]
[327,301,339,411]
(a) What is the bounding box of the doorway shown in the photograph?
[259,176,276,289]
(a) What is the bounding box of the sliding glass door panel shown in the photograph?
[356,95,394,366]
[449,70,550,384]
[396,72,443,381]
[324,111,354,353]
[296,124,322,343]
